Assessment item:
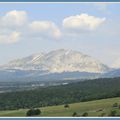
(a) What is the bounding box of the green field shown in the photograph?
[0,97,120,117]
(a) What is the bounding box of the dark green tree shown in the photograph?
[26,109,34,116]
[109,110,117,116]
[82,112,88,117]
[64,104,69,108]
[112,103,118,108]
[26,108,41,116]
[72,112,77,117]
[34,109,41,115]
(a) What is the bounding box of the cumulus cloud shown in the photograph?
[1,10,27,28]
[0,11,106,44]
[29,21,61,39]
[0,31,21,44]
[0,10,61,44]
[63,13,106,33]
[0,10,26,44]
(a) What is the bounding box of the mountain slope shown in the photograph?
[102,68,120,78]
[0,49,109,73]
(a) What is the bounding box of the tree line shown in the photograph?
[0,77,120,110]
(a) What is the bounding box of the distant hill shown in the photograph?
[102,68,120,78]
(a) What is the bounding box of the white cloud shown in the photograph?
[0,10,62,44]
[1,10,27,28]
[0,11,107,44]
[0,31,21,44]
[63,13,106,33]
[29,21,61,39]
[0,10,25,44]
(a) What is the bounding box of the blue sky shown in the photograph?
[0,3,120,66]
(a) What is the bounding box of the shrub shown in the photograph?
[72,112,77,117]
[82,112,88,117]
[64,104,69,108]
[109,110,117,116]
[26,109,34,116]
[26,108,41,116]
[112,103,118,108]
[34,109,41,115]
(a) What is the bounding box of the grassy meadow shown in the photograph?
[0,97,120,117]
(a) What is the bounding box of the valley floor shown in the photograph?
[0,97,120,117]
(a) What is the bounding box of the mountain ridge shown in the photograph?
[0,49,109,73]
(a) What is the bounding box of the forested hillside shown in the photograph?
[0,77,120,110]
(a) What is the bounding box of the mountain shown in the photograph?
[102,68,120,78]
[0,49,109,73]
[0,49,111,82]
[100,58,120,78]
